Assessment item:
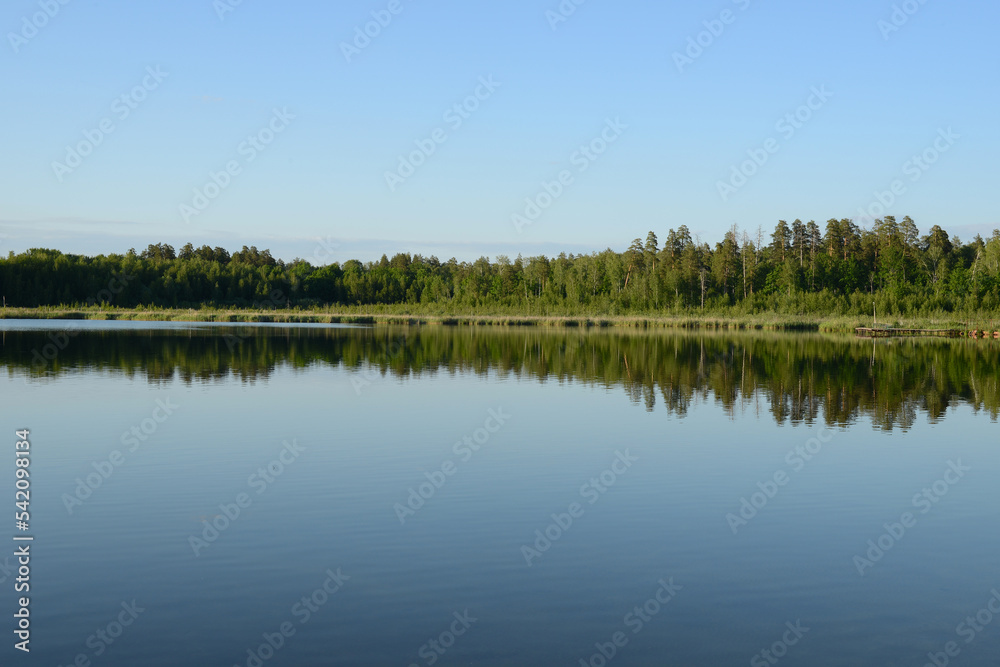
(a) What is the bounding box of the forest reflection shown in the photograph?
[4,324,997,430]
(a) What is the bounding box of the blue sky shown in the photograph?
[1,0,997,263]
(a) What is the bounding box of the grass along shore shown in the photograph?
[2,305,998,333]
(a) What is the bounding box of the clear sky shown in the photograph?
[1,0,997,263]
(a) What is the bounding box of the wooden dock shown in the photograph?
[855,327,999,339]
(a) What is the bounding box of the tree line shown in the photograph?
[2,218,1000,316]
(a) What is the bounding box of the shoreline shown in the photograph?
[1,307,995,334]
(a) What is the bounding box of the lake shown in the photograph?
[1,321,998,666]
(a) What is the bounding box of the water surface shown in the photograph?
[1,322,997,666]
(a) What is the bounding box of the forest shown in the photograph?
[2,216,1000,317]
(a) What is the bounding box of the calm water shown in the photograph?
[1,321,998,666]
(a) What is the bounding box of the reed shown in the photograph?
[2,305,995,334]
